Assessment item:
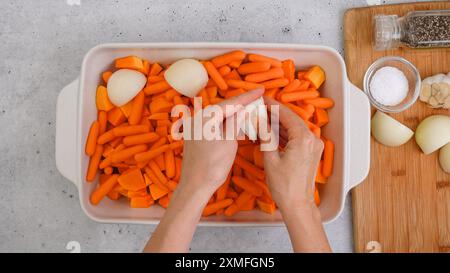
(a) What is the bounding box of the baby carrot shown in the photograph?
[248,54,282,67]
[86,145,103,182]
[104,166,113,175]
[315,160,327,184]
[102,71,112,84]
[150,97,174,114]
[109,136,123,148]
[231,176,263,197]
[224,203,239,216]
[216,173,231,201]
[123,132,159,146]
[164,149,176,179]
[223,69,241,81]
[226,188,238,199]
[228,60,242,69]
[224,88,245,99]
[244,67,284,83]
[206,86,218,99]
[148,113,169,120]
[113,125,150,137]
[234,155,265,180]
[144,81,171,95]
[148,160,168,184]
[135,144,170,162]
[98,111,107,135]
[322,140,334,177]
[149,63,163,76]
[284,103,311,121]
[90,174,119,205]
[314,108,329,127]
[261,78,289,89]
[281,60,295,82]
[202,199,233,217]
[85,121,99,156]
[297,80,310,91]
[115,56,144,71]
[237,62,271,75]
[226,79,263,90]
[304,98,334,109]
[169,141,183,150]
[145,167,169,191]
[218,66,231,76]
[147,75,164,83]
[203,61,228,91]
[280,90,320,103]
[128,91,145,125]
[281,79,301,93]
[253,146,264,168]
[165,89,179,101]
[174,157,182,181]
[211,50,246,67]
[111,144,148,163]
[264,88,279,99]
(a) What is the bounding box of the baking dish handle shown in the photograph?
[56,79,79,187]
[345,83,370,193]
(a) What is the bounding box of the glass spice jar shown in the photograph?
[373,10,450,50]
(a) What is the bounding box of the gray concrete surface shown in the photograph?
[0,0,428,253]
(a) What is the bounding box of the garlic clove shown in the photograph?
[420,84,432,102]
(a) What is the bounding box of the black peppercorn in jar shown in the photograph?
[373,10,450,50]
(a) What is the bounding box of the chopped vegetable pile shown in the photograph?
[85,51,335,216]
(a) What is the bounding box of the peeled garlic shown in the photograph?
[371,111,414,147]
[164,59,208,98]
[107,69,147,106]
[419,73,450,109]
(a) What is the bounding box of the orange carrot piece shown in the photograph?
[96,86,114,111]
[149,183,169,200]
[202,199,233,217]
[261,78,289,89]
[234,155,265,180]
[237,145,255,163]
[149,63,163,76]
[147,75,164,83]
[216,173,231,201]
[253,146,264,169]
[231,176,263,197]
[123,132,159,146]
[314,188,320,206]
[304,65,325,89]
[139,60,151,76]
[128,91,145,125]
[224,88,245,99]
[228,60,242,69]
[281,60,295,82]
[107,107,126,126]
[102,144,115,158]
[248,54,282,67]
[223,69,241,81]
[148,113,169,120]
[156,120,172,128]
[117,167,146,191]
[297,80,310,91]
[86,145,103,182]
[111,144,147,163]
[85,121,100,156]
[206,86,218,99]
[284,103,311,121]
[256,199,276,214]
[164,149,176,178]
[281,79,301,93]
[98,111,107,135]
[151,136,167,149]
[145,167,169,190]
[113,125,150,137]
[218,66,231,76]
[149,98,173,114]
[102,71,113,84]
[204,61,228,91]
[104,166,113,175]
[240,196,256,211]
[109,136,124,148]
[135,144,170,162]
[155,126,168,137]
[166,180,178,191]
[224,203,239,216]
[144,81,171,95]
[322,140,334,177]
[233,165,243,177]
[237,62,271,75]
[90,174,119,205]
[211,50,246,67]
[165,89,179,101]
[119,100,133,118]
[226,188,238,199]
[130,196,154,208]
[226,79,263,90]
[245,67,284,83]
[115,56,144,71]
[280,90,320,103]
[264,88,278,99]
[158,195,170,208]
[314,108,329,127]
[304,98,334,109]
[297,71,307,80]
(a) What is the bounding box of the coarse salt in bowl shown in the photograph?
[363,56,421,113]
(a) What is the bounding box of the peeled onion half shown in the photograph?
[439,142,450,173]
[164,59,208,98]
[415,115,450,154]
[371,111,414,147]
[107,69,147,106]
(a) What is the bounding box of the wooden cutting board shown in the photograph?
[344,1,450,253]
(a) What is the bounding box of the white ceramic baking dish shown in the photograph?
[56,43,370,225]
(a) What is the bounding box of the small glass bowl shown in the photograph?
[363,56,421,113]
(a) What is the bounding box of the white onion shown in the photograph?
[371,111,414,147]
[439,142,450,173]
[164,59,208,98]
[107,69,147,106]
[415,115,450,154]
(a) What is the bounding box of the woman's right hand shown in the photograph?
[262,97,324,214]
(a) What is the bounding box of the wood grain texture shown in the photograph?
[344,1,450,253]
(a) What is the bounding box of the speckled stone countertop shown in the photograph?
[0,0,429,252]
